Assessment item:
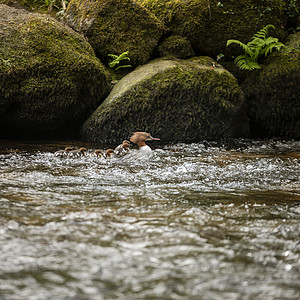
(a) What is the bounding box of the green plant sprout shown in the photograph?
[107,51,132,71]
[226,24,285,70]
[43,0,68,17]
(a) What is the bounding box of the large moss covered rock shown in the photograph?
[242,32,300,139]
[137,0,287,58]
[64,0,165,66]
[0,4,110,136]
[80,57,249,143]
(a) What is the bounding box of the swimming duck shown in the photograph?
[129,132,160,157]
[114,140,130,157]
[54,146,75,158]
[68,147,87,158]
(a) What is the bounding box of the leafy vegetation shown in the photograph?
[19,0,68,17]
[226,25,285,71]
[107,51,132,81]
[107,51,132,71]
[44,0,68,17]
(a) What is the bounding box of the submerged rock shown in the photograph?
[0,4,110,137]
[80,57,249,143]
[65,0,165,66]
[242,32,300,139]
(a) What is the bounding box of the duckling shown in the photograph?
[54,146,75,158]
[114,140,130,157]
[68,147,87,158]
[91,149,104,158]
[103,149,115,159]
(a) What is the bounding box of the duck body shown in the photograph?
[129,132,160,158]
[114,140,130,157]
[138,145,153,157]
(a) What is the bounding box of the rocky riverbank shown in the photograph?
[0,0,299,141]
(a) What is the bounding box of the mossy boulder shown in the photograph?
[64,0,165,66]
[0,4,110,137]
[137,0,287,58]
[242,32,300,139]
[155,35,195,59]
[80,57,249,143]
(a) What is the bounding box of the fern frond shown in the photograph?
[108,60,119,69]
[248,38,265,60]
[107,54,119,60]
[264,36,279,45]
[226,24,284,71]
[261,42,285,57]
[234,55,261,70]
[250,37,279,59]
[275,42,285,50]
[252,24,275,40]
[115,64,132,71]
[248,38,264,48]
[107,51,132,70]
[117,51,130,61]
[227,39,253,56]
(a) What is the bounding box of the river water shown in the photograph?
[0,139,299,300]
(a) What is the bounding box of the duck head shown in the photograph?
[79,147,87,155]
[64,147,74,152]
[130,132,160,148]
[105,149,115,158]
[122,140,130,150]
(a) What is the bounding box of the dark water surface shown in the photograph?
[0,139,299,300]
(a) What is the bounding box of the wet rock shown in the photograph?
[80,57,249,143]
[242,32,300,139]
[0,4,110,137]
[64,0,165,66]
[136,0,287,58]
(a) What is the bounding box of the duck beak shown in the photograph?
[149,135,160,141]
